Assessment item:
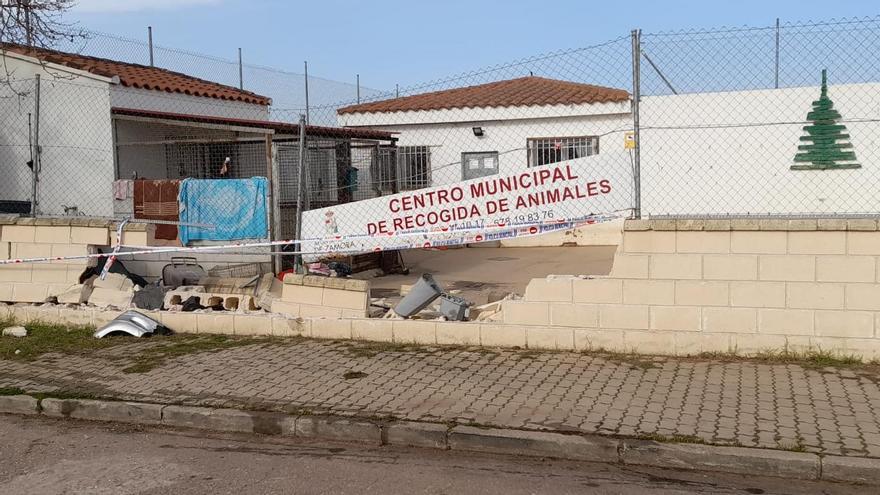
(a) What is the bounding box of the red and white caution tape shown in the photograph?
[0,213,625,266]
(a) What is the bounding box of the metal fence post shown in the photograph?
[148,26,154,66]
[266,134,282,273]
[304,61,310,125]
[294,114,308,272]
[31,74,41,217]
[774,18,780,89]
[238,48,244,90]
[631,29,642,219]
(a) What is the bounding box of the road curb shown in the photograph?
[619,439,820,480]
[386,421,449,449]
[41,398,163,424]
[449,425,619,463]
[0,394,38,415]
[3,394,878,485]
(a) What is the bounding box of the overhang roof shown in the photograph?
[111,107,397,141]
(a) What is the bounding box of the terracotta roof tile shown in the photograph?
[1,43,271,106]
[337,76,629,114]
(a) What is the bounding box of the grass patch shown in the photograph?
[0,386,26,396]
[515,350,541,360]
[0,318,125,361]
[31,389,103,401]
[339,341,439,359]
[582,348,659,370]
[636,433,707,445]
[0,317,298,374]
[342,370,368,380]
[696,347,869,370]
[120,334,270,374]
[777,439,807,452]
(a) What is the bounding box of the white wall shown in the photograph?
[0,53,116,217]
[335,103,635,247]
[339,107,633,188]
[640,83,880,216]
[110,86,270,121]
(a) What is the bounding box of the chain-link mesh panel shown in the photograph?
[639,17,880,216]
[0,79,36,215]
[296,37,636,254]
[55,31,386,124]
[35,79,115,217]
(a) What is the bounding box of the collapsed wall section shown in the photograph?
[502,218,880,359]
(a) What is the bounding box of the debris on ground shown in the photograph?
[94,310,167,339]
[1,326,27,338]
[391,273,474,321]
[131,283,167,310]
[438,293,472,321]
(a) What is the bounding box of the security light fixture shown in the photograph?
[472,127,484,137]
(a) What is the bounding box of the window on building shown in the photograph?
[461,151,499,180]
[527,136,599,167]
[397,146,431,190]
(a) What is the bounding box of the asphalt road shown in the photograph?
[0,415,867,494]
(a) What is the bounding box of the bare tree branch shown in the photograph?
[0,0,83,48]
[0,0,85,92]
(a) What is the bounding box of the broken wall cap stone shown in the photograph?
[818,218,848,230]
[848,219,878,231]
[787,219,818,231]
[674,219,704,231]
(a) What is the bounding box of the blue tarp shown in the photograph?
[178,177,268,245]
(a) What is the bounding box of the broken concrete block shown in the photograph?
[2,326,27,337]
[11,283,50,303]
[322,288,368,311]
[55,284,93,304]
[268,300,300,317]
[281,284,323,305]
[88,287,133,309]
[255,274,281,309]
[92,273,134,291]
[200,277,259,295]
[163,290,257,312]
[344,279,370,292]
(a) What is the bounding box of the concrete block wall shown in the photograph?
[276,274,370,318]
[502,218,880,360]
[0,217,141,303]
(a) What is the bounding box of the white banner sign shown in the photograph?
[301,158,629,256]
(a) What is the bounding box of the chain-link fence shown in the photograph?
[3,15,880,262]
[0,79,36,215]
[298,35,636,255]
[55,30,388,126]
[638,17,880,216]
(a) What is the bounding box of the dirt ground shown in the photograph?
[368,245,617,306]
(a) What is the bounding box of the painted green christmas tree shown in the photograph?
[792,69,860,170]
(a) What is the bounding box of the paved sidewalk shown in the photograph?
[1,337,880,458]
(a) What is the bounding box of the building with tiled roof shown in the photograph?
[336,76,632,194]
[0,44,395,221]
[1,42,271,106]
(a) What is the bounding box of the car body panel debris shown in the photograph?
[94,310,166,339]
